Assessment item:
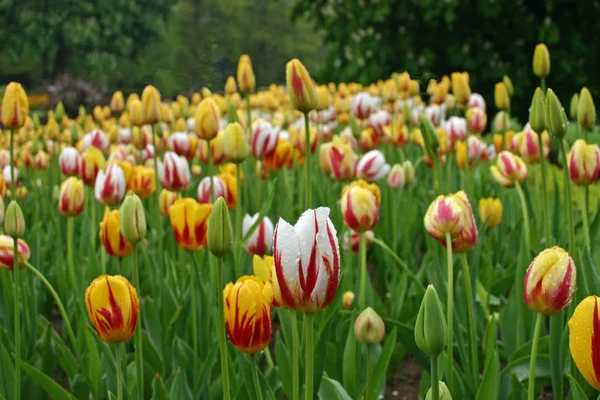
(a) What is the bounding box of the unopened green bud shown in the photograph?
[119,193,146,245]
[5,201,25,238]
[570,93,580,121]
[425,381,452,400]
[70,124,79,144]
[182,103,191,119]
[546,88,568,138]
[227,101,239,124]
[207,197,233,257]
[415,285,447,357]
[32,114,41,130]
[502,75,514,97]
[154,123,164,139]
[349,114,361,138]
[55,101,65,123]
[403,160,415,184]
[418,113,438,157]
[578,87,596,130]
[31,139,40,156]
[354,307,385,344]
[78,105,87,121]
[529,87,546,134]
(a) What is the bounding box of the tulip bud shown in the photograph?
[528,87,546,134]
[1,82,29,128]
[32,114,41,130]
[120,194,146,245]
[225,76,237,95]
[493,111,511,134]
[425,382,452,400]
[570,93,580,121]
[451,72,471,106]
[578,87,596,130]
[5,201,25,238]
[195,98,220,141]
[354,307,385,344]
[286,58,318,113]
[502,75,514,96]
[418,113,438,157]
[545,88,568,138]
[54,101,65,123]
[223,122,249,163]
[341,180,381,232]
[494,82,509,110]
[141,85,162,125]
[129,99,144,127]
[207,197,233,257]
[415,285,447,357]
[524,246,576,316]
[533,43,550,78]
[237,55,256,94]
[479,198,503,228]
[342,291,355,309]
[403,161,415,184]
[568,139,600,185]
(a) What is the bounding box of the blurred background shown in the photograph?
[1,0,598,121]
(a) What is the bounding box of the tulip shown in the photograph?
[169,132,198,161]
[492,111,511,133]
[386,120,409,147]
[368,110,391,136]
[425,105,441,127]
[223,275,273,354]
[327,136,357,181]
[141,85,162,124]
[207,196,233,257]
[253,255,284,307]
[223,122,249,163]
[529,88,546,134]
[382,79,398,103]
[5,200,24,239]
[129,99,144,127]
[263,139,294,171]
[85,275,139,342]
[578,87,596,130]
[142,144,155,165]
[568,296,600,390]
[82,129,110,153]
[243,214,274,257]
[197,176,226,204]
[451,72,471,106]
[95,162,126,206]
[59,177,85,217]
[356,150,391,182]
[35,151,50,170]
[426,382,452,400]
[99,209,132,257]
[403,161,415,184]
[286,58,318,113]
[494,82,510,110]
[59,147,82,176]
[1,82,29,128]
[111,91,124,113]
[354,307,385,344]
[2,166,17,187]
[569,93,580,121]
[466,107,487,134]
[490,151,528,188]
[415,285,447,357]
[169,198,212,251]
[273,207,340,312]
[199,131,226,165]
[120,194,146,245]
[159,189,178,217]
[519,125,550,164]
[130,166,155,199]
[424,191,478,253]
[546,88,568,138]
[341,180,381,232]
[568,139,600,185]
[446,116,467,145]
[225,76,237,95]
[524,246,575,316]
[158,152,191,191]
[194,98,221,141]
[533,43,550,78]
[358,127,381,152]
[0,233,29,269]
[479,198,503,228]
[351,92,375,120]
[387,164,406,189]
[342,291,355,309]
[468,93,486,111]
[237,55,256,95]
[251,121,279,158]
[342,229,374,253]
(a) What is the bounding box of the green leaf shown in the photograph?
[318,375,353,400]
[368,327,397,400]
[275,332,292,399]
[151,373,170,400]
[476,351,499,400]
[342,314,358,398]
[566,373,588,400]
[0,340,15,398]
[21,360,77,400]
[500,355,552,399]
[84,323,101,398]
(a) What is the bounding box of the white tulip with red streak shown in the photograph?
[197,176,227,204]
[94,162,126,206]
[251,121,280,158]
[157,152,190,191]
[273,207,340,312]
[82,129,110,153]
[356,150,391,182]
[59,147,82,176]
[243,213,274,257]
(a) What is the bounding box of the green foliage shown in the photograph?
[291,0,600,120]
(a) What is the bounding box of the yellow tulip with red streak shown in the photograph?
[99,209,132,258]
[168,198,212,251]
[286,58,318,113]
[59,177,85,217]
[341,180,381,232]
[253,255,285,308]
[569,295,600,390]
[1,82,29,128]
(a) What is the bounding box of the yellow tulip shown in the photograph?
[1,82,29,128]
[494,82,510,110]
[111,91,124,113]
[85,275,139,343]
[341,180,381,232]
[129,99,144,127]
[168,198,212,251]
[533,43,550,78]
[237,55,256,94]
[223,122,249,163]
[253,255,285,308]
[451,72,471,106]
[99,209,132,258]
[478,198,502,228]
[130,166,156,199]
[286,58,318,113]
[141,85,162,124]
[194,98,220,141]
[569,295,600,390]
[59,177,85,217]
[81,146,106,187]
[159,189,178,217]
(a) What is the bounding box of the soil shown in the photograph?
[384,356,422,400]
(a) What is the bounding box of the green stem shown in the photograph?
[366,344,373,400]
[304,312,315,400]
[432,156,440,194]
[291,311,300,400]
[549,313,564,400]
[189,252,200,372]
[540,78,546,93]
[537,133,552,245]
[216,256,231,400]
[208,140,215,203]
[303,112,312,209]
[132,247,144,400]
[527,313,544,400]
[235,164,243,278]
[251,354,264,400]
[67,217,79,301]
[24,261,77,356]
[558,140,575,255]
[582,186,591,250]
[359,232,367,310]
[460,253,479,388]
[431,355,439,400]
[444,232,454,395]
[264,347,274,375]
[371,237,425,293]
[246,95,252,135]
[152,124,162,269]
[13,235,21,400]
[515,181,531,255]
[116,343,124,400]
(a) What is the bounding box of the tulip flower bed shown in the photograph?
[0,45,599,400]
